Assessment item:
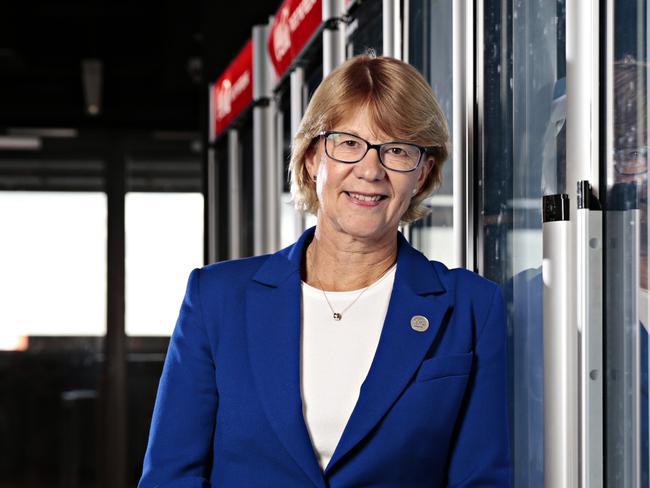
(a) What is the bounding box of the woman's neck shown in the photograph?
[303,227,398,291]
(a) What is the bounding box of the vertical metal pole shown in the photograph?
[268,98,280,252]
[323,0,345,76]
[252,22,275,255]
[290,67,306,239]
[606,203,641,488]
[206,84,218,264]
[452,0,466,269]
[567,1,601,486]
[402,0,409,63]
[465,0,475,272]
[382,0,395,58]
[567,0,600,193]
[228,129,241,259]
[253,104,267,255]
[206,147,217,264]
[577,181,604,488]
[104,138,126,488]
[543,194,578,488]
[452,0,474,270]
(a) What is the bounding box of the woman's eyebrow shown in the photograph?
[338,128,387,142]
[337,128,361,136]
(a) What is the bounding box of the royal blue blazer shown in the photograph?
[139,227,511,487]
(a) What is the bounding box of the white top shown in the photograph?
[300,265,397,471]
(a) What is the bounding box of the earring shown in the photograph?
[312,175,317,182]
[412,188,418,195]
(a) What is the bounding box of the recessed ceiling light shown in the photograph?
[8,128,78,138]
[0,136,42,151]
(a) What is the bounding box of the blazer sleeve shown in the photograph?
[139,268,218,488]
[446,285,512,487]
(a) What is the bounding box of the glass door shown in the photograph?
[408,0,454,265]
[604,2,650,485]
[479,1,566,486]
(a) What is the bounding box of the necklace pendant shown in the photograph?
[333,312,342,321]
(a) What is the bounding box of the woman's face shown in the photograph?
[306,106,432,243]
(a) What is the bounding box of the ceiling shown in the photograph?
[0,0,281,132]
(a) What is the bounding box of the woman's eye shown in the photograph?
[342,140,360,147]
[390,147,405,155]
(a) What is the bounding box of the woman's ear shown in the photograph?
[305,144,320,181]
[416,156,435,192]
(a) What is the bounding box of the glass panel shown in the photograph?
[125,192,204,336]
[278,84,297,249]
[0,191,107,340]
[604,2,649,484]
[303,59,324,232]
[481,1,566,486]
[0,190,106,486]
[346,0,383,57]
[408,0,454,264]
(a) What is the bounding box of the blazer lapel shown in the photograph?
[246,230,326,488]
[324,234,452,474]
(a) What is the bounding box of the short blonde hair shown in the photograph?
[289,54,450,223]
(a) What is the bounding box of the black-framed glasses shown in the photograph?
[613,146,649,176]
[318,130,435,172]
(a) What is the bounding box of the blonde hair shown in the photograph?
[289,54,450,223]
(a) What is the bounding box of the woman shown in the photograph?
[139,54,511,487]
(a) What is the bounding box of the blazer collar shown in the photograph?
[252,226,446,295]
[246,227,450,484]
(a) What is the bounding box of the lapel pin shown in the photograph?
[410,315,429,332]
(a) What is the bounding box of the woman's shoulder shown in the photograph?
[197,254,273,289]
[428,259,503,308]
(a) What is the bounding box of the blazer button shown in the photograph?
[410,315,429,332]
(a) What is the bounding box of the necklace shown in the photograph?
[309,246,396,321]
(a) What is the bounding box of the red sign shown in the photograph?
[214,40,253,137]
[268,0,322,78]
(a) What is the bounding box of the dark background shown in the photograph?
[0,0,280,130]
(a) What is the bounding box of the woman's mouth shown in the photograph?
[345,191,387,205]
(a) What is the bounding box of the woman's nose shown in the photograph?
[354,147,386,181]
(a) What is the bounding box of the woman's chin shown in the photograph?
[333,220,398,242]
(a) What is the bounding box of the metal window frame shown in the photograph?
[323,0,346,76]
[453,0,475,270]
[228,129,242,259]
[104,140,127,488]
[290,66,307,240]
[382,0,401,59]
[252,21,277,255]
[577,182,604,488]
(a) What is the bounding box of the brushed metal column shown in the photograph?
[206,146,217,264]
[566,0,602,484]
[228,129,242,259]
[382,0,401,59]
[252,22,276,255]
[577,181,603,488]
[605,191,641,488]
[323,0,345,76]
[206,83,218,263]
[452,0,474,270]
[542,194,578,488]
[290,67,306,239]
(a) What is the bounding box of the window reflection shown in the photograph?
[125,192,203,336]
[481,1,566,486]
[605,35,650,483]
[408,0,454,264]
[0,191,107,343]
